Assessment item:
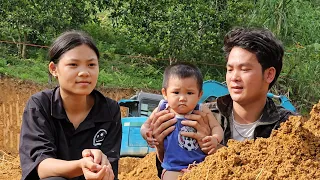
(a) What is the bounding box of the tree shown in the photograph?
[0,0,106,58]
[107,0,252,66]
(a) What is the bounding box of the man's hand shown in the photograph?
[151,109,176,146]
[140,108,176,161]
[152,109,176,162]
[141,108,159,148]
[141,108,177,148]
[180,110,211,153]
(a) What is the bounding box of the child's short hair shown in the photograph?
[162,62,203,92]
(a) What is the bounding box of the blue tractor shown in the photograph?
[119,80,296,157]
[118,91,163,156]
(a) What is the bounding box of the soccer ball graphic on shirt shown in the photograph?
[178,126,199,151]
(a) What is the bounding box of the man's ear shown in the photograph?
[161,88,168,100]
[48,62,57,77]
[264,67,276,83]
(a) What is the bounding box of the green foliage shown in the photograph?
[0,56,48,82]
[275,44,320,114]
[248,0,290,37]
[107,0,252,62]
[284,1,320,45]
[102,0,255,88]
[248,0,320,45]
[97,55,165,89]
[0,0,107,58]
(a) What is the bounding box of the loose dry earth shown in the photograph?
[1,76,319,180]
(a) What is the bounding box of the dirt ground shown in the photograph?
[1,76,320,180]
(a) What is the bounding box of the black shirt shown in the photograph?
[19,87,122,180]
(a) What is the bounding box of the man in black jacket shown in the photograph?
[141,27,296,178]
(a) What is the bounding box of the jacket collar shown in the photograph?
[216,94,281,124]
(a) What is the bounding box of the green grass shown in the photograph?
[0,55,164,90]
[0,57,49,83]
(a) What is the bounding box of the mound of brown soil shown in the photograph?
[119,156,141,174]
[180,102,320,180]
[0,150,21,180]
[119,153,159,180]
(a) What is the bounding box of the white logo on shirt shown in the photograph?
[178,126,199,151]
[93,129,107,146]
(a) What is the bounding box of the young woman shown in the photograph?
[19,31,121,180]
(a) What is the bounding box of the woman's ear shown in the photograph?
[161,88,168,100]
[48,62,57,78]
[264,67,276,84]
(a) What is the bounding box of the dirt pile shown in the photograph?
[119,153,159,180]
[180,101,320,180]
[0,150,21,180]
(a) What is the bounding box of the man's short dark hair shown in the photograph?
[223,27,284,89]
[162,62,203,92]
